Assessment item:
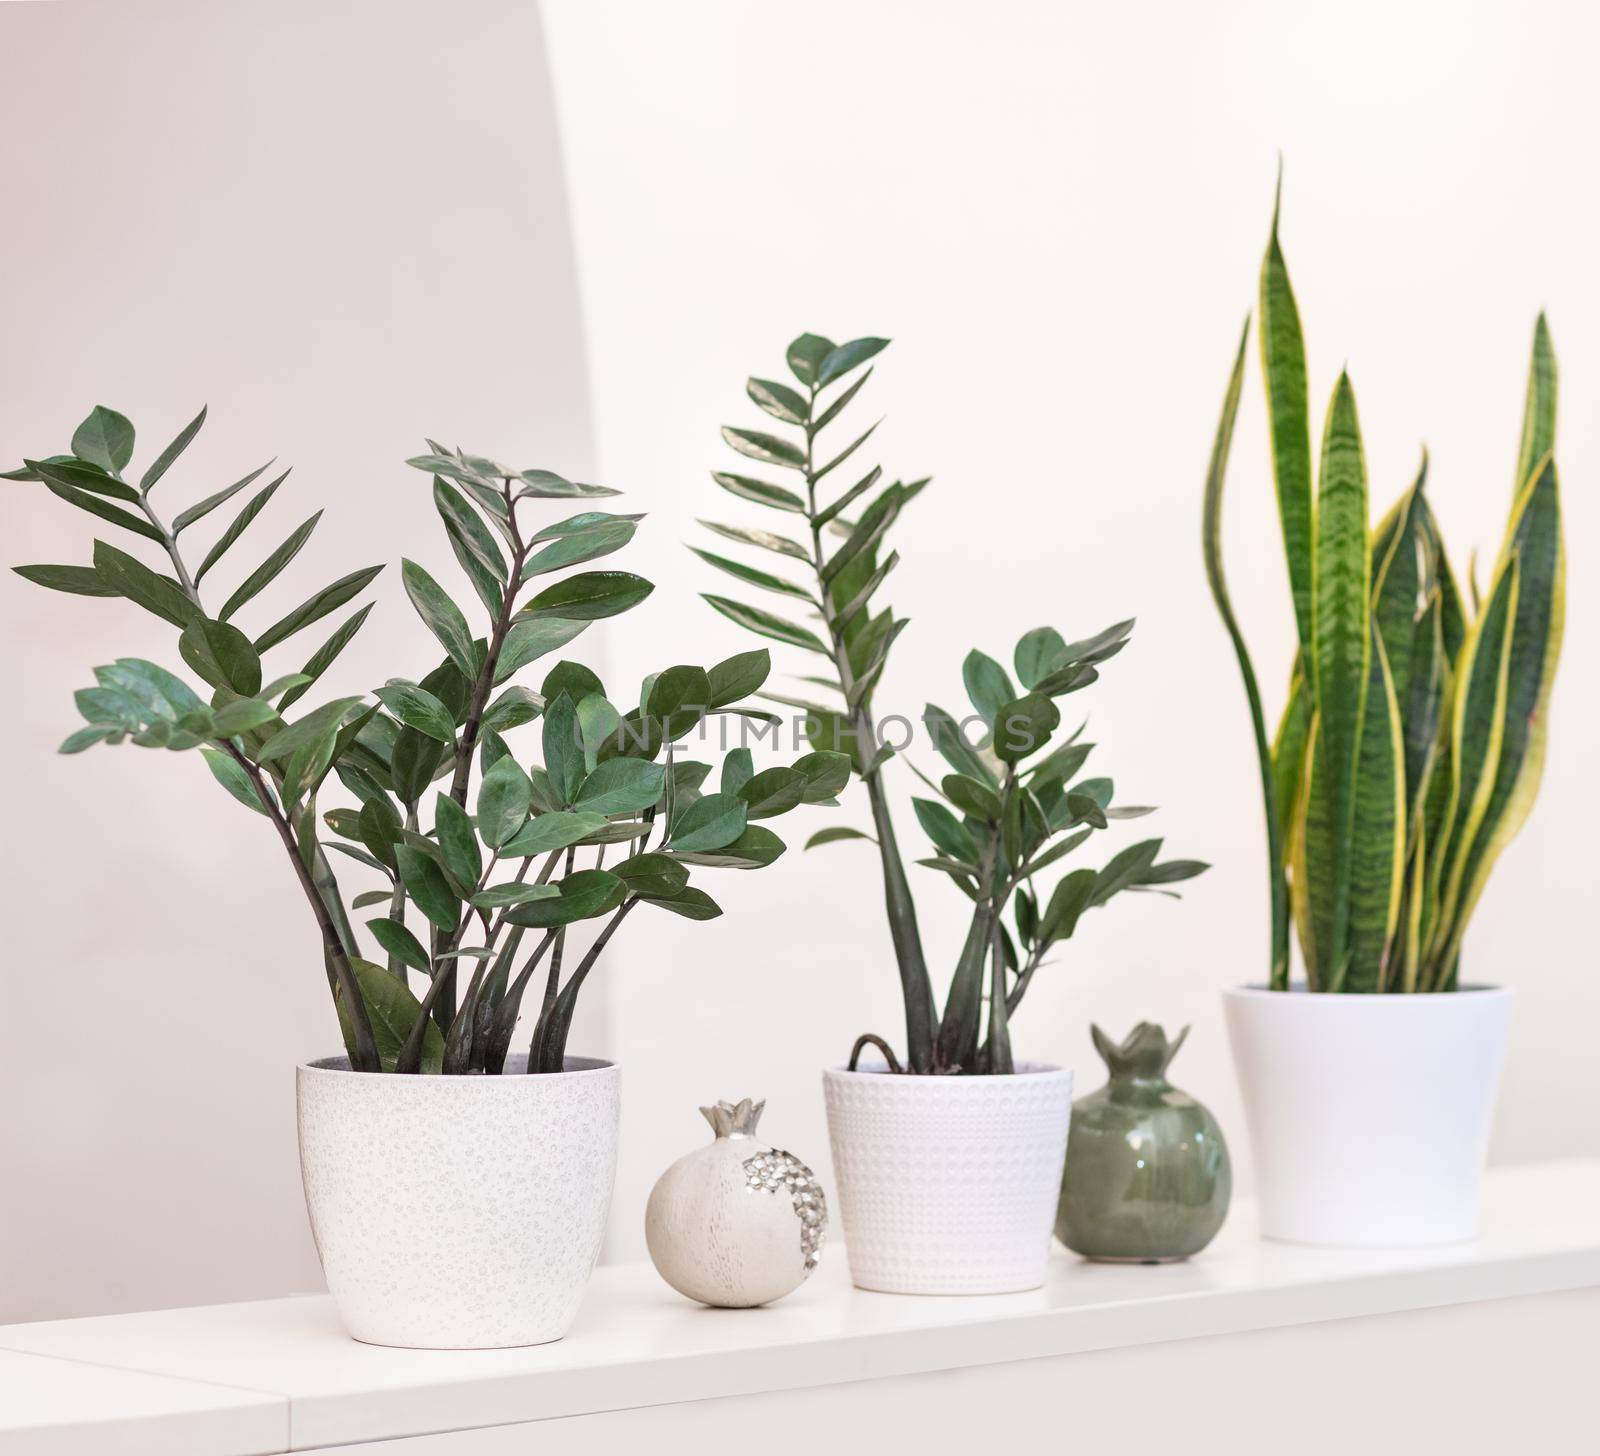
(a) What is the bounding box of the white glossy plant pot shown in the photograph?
[1224,985,1513,1247]
[296,1055,619,1348]
[822,1061,1073,1294]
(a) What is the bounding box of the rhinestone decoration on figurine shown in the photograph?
[646,1098,827,1308]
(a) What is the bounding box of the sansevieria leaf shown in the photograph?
[1343,626,1406,992]
[1513,314,1556,497]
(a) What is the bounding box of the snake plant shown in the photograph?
[696,335,1206,1073]
[9,411,841,1071]
[1204,186,1566,993]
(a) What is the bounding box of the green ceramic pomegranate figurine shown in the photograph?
[1056,1022,1231,1262]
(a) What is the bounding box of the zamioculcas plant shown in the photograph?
[697,335,1207,1074]
[10,410,845,1072]
[1203,189,1565,993]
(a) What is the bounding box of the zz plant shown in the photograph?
[10,409,844,1072]
[697,334,1206,1075]
[1203,187,1565,994]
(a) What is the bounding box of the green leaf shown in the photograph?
[1514,313,1556,496]
[30,457,140,502]
[366,918,431,973]
[430,792,482,887]
[530,510,645,543]
[814,466,883,531]
[698,519,810,562]
[573,757,666,814]
[256,695,365,763]
[1261,182,1315,663]
[175,617,261,695]
[211,697,277,737]
[993,692,1060,763]
[195,469,289,584]
[71,406,135,473]
[721,426,805,471]
[923,703,995,786]
[805,826,874,849]
[172,461,273,534]
[516,468,621,500]
[504,868,625,927]
[374,681,455,743]
[521,519,638,578]
[402,559,477,675]
[1310,373,1372,980]
[701,595,827,654]
[1014,627,1067,690]
[219,511,321,621]
[689,547,813,601]
[254,565,382,654]
[670,792,748,851]
[942,773,1002,821]
[522,570,653,622]
[613,851,689,899]
[812,419,880,484]
[1090,839,1163,908]
[277,604,372,713]
[542,692,585,806]
[641,885,723,919]
[139,406,207,495]
[1142,859,1210,886]
[962,649,1016,728]
[747,376,809,425]
[90,540,197,628]
[817,337,889,388]
[737,766,807,819]
[786,333,835,386]
[470,883,559,910]
[13,563,118,598]
[201,747,271,814]
[433,477,507,614]
[913,797,978,863]
[477,753,533,848]
[482,685,544,734]
[56,724,113,754]
[673,824,785,869]
[1041,869,1096,942]
[1065,793,1108,829]
[396,845,461,929]
[342,957,443,1074]
[721,748,754,795]
[501,810,609,856]
[39,472,164,542]
[793,750,850,802]
[496,617,590,684]
[710,471,806,514]
[707,648,771,707]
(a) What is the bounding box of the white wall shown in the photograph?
[2,0,1595,1322]
[0,0,594,1321]
[537,0,1600,1259]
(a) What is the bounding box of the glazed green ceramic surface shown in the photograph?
[1056,1023,1231,1262]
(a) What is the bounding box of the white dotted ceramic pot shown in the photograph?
[822,1061,1074,1294]
[296,1054,619,1348]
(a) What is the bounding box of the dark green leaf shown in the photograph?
[256,695,365,763]
[522,570,653,622]
[504,868,625,927]
[211,697,277,737]
[721,424,806,470]
[543,692,585,805]
[29,457,140,502]
[1090,839,1163,907]
[701,595,827,654]
[670,792,748,851]
[195,469,289,584]
[40,473,164,542]
[747,376,809,425]
[1014,627,1066,691]
[277,603,372,712]
[613,851,689,898]
[201,747,271,813]
[942,773,1002,821]
[707,648,771,707]
[672,824,785,868]
[140,406,207,495]
[496,616,590,683]
[515,468,621,500]
[374,681,455,743]
[172,461,272,533]
[811,419,880,484]
[786,333,835,386]
[477,753,532,847]
[641,885,723,919]
[522,519,637,578]
[366,918,431,973]
[573,757,666,814]
[482,685,544,734]
[401,558,476,675]
[710,471,806,514]
[817,337,889,388]
[343,957,443,1074]
[543,660,604,704]
[431,792,482,887]
[71,406,135,473]
[699,519,809,562]
[737,766,807,819]
[962,650,1016,728]
[814,465,883,530]
[923,703,994,785]
[913,797,979,863]
[805,826,874,849]
[396,845,461,929]
[13,563,118,598]
[690,547,813,601]
[219,511,321,621]
[1042,869,1096,942]
[433,477,507,613]
[90,540,197,628]
[993,692,1060,763]
[254,565,382,654]
[1141,859,1209,885]
[470,882,560,909]
[721,747,754,795]
[793,749,850,802]
[501,810,609,857]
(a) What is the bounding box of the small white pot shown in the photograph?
[822,1061,1073,1294]
[296,1055,619,1348]
[1224,985,1513,1247]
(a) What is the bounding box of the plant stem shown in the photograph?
[802,385,936,1072]
[534,896,638,1072]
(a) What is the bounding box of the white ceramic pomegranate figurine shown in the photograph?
[645,1097,827,1308]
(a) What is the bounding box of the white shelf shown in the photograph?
[4,1159,1599,1454]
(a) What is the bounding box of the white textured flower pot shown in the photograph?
[822,1061,1073,1294]
[296,1054,619,1348]
[1224,985,1513,1248]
